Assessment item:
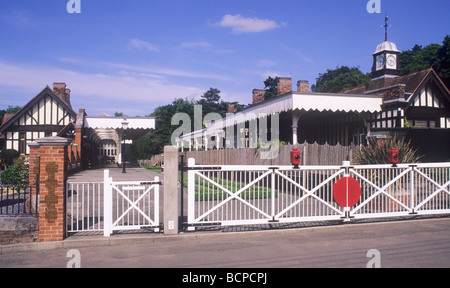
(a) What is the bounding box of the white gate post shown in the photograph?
[154,176,160,232]
[103,169,113,237]
[187,158,196,231]
[271,170,276,220]
[410,165,416,213]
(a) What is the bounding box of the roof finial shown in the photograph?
[382,14,391,42]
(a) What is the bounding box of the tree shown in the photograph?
[0,105,21,126]
[127,87,247,160]
[126,98,195,160]
[0,157,29,186]
[263,76,279,101]
[0,149,20,168]
[436,35,450,89]
[399,35,450,89]
[311,66,371,93]
[399,43,442,75]
[197,88,222,116]
[196,87,244,117]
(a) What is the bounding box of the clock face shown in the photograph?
[376,55,385,70]
[387,55,396,68]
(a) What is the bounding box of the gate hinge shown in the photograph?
[140,181,162,185]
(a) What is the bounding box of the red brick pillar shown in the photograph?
[28,136,72,242]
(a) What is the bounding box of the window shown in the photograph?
[19,132,26,155]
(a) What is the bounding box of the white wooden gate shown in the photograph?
[186,158,450,228]
[103,170,161,236]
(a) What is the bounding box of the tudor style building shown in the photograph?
[177,37,450,162]
[0,83,77,155]
[0,83,156,168]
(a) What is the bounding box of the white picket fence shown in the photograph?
[66,161,450,235]
[186,159,450,228]
[66,170,161,236]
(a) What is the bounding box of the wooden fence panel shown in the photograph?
[140,142,361,167]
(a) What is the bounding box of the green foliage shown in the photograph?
[436,35,450,89]
[263,76,279,101]
[311,66,371,93]
[143,166,163,174]
[400,35,450,89]
[310,35,450,94]
[0,105,21,125]
[0,157,29,186]
[400,44,441,75]
[126,97,195,160]
[185,175,278,201]
[127,88,247,160]
[197,88,222,116]
[0,149,20,167]
[355,135,423,165]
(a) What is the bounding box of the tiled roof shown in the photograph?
[340,68,446,96]
[1,113,14,126]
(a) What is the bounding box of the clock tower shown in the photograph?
[371,16,401,79]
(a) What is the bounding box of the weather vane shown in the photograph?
[382,14,391,41]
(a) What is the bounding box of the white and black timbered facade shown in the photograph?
[178,36,450,162]
[363,69,450,131]
[0,83,76,155]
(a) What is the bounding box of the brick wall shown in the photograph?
[297,80,310,92]
[277,77,292,95]
[382,84,406,102]
[28,136,72,242]
[252,89,266,104]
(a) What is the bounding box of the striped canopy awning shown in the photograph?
[189,92,383,137]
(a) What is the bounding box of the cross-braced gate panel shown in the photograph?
[187,159,348,227]
[188,166,275,225]
[104,170,161,236]
[274,167,346,222]
[411,165,450,214]
[349,165,414,218]
[186,159,450,229]
[348,164,450,218]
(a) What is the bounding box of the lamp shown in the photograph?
[121,117,129,173]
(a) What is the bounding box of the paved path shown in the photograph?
[3,165,449,272]
[67,164,162,183]
[1,217,449,269]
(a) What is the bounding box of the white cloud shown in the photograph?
[180,41,213,49]
[55,56,231,81]
[0,60,204,115]
[128,38,159,52]
[102,62,231,81]
[256,59,277,68]
[215,14,286,34]
[0,10,42,28]
[260,71,290,81]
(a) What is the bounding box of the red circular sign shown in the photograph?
[333,177,362,207]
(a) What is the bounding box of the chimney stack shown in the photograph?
[227,104,237,114]
[277,77,292,95]
[252,89,266,104]
[53,82,72,107]
[297,80,310,93]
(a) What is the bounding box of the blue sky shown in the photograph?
[0,0,449,116]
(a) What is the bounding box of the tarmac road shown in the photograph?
[1,217,450,269]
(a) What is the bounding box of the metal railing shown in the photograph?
[0,185,37,216]
[66,182,104,234]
